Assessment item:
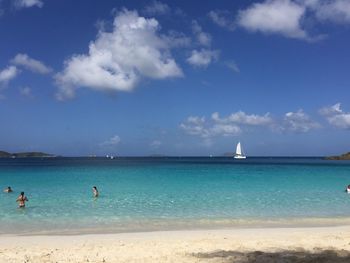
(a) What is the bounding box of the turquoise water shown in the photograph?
[1,157,350,234]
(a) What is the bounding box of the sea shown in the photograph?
[1,157,350,235]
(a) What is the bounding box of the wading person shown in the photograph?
[92,186,99,198]
[16,192,28,208]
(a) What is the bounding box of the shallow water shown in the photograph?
[1,157,350,234]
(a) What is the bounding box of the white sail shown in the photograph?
[236,142,242,155]
[234,141,246,159]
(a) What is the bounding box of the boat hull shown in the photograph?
[234,155,246,159]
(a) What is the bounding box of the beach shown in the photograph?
[2,0,350,260]
[1,226,350,262]
[2,158,350,262]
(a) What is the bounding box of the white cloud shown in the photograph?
[181,110,320,142]
[19,86,34,98]
[180,119,241,138]
[187,49,219,67]
[11,53,52,74]
[180,116,210,138]
[163,31,191,48]
[208,10,235,31]
[320,103,350,129]
[211,111,273,126]
[310,0,350,24]
[100,135,121,147]
[0,66,19,85]
[187,21,220,69]
[180,111,272,140]
[192,20,212,46]
[15,0,43,8]
[210,123,241,137]
[319,102,342,115]
[55,9,183,100]
[144,0,170,15]
[280,109,320,132]
[238,0,308,39]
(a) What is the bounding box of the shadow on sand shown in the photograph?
[192,249,350,263]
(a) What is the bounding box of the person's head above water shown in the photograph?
[21,191,24,196]
[3,186,12,193]
[93,186,97,190]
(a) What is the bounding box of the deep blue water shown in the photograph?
[1,157,350,234]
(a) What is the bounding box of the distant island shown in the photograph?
[325,152,350,160]
[0,151,55,158]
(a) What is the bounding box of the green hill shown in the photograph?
[0,151,12,158]
[325,152,350,160]
[0,151,55,158]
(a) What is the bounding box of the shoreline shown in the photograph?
[3,216,350,236]
[2,226,350,262]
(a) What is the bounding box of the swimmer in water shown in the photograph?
[346,185,350,193]
[92,186,99,198]
[3,186,13,193]
[16,192,28,208]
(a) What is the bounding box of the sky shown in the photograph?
[0,0,350,156]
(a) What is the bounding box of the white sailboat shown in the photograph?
[234,142,246,159]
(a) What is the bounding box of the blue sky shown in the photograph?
[0,0,350,156]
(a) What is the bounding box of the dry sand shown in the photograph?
[1,226,350,262]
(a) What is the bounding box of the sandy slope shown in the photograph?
[1,226,350,262]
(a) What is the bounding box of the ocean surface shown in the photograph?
[1,157,350,235]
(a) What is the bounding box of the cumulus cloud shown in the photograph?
[187,21,220,68]
[11,53,52,74]
[0,66,19,85]
[144,0,170,15]
[100,135,121,147]
[279,109,320,132]
[163,31,191,48]
[210,123,241,137]
[211,111,273,126]
[180,116,213,138]
[308,0,350,24]
[180,117,241,139]
[320,103,350,129]
[181,109,321,142]
[208,10,235,31]
[187,49,219,67]
[319,102,342,115]
[238,0,308,39]
[55,9,183,100]
[14,0,43,8]
[191,20,212,47]
[180,111,273,140]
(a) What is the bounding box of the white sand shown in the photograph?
[1,226,350,262]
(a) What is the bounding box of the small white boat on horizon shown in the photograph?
[234,142,246,159]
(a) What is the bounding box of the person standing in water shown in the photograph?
[16,192,28,208]
[346,185,350,193]
[92,186,99,197]
[3,186,13,193]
